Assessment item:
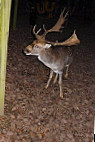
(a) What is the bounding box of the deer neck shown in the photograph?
[38,48,52,66]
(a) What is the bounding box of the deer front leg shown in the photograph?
[64,66,69,79]
[59,73,63,98]
[53,73,58,84]
[45,70,53,89]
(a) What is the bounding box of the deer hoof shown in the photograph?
[64,74,68,79]
[60,94,63,99]
[45,85,48,89]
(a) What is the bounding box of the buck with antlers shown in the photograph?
[23,9,80,98]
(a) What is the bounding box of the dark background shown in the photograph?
[11,0,95,28]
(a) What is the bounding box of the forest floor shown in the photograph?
[0,17,95,142]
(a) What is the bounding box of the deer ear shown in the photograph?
[44,44,52,49]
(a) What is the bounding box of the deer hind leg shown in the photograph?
[64,65,69,79]
[53,73,58,84]
[59,73,63,98]
[45,70,53,89]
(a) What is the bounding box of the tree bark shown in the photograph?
[0,0,12,115]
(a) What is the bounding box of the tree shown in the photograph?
[0,0,12,115]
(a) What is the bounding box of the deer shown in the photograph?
[23,9,80,98]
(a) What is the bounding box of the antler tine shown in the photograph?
[43,24,47,32]
[36,28,41,34]
[33,25,42,39]
[63,8,69,19]
[33,25,41,35]
[60,9,69,25]
[60,8,66,18]
[33,25,36,35]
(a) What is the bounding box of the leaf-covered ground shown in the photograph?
[0,18,95,142]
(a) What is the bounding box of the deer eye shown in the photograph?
[34,45,39,48]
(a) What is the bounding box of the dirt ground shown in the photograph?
[0,17,95,142]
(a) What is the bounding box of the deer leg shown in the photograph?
[53,73,58,84]
[64,66,69,79]
[59,73,63,98]
[45,70,53,89]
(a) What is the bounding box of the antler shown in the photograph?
[43,8,68,33]
[33,25,42,39]
[53,30,80,46]
[33,9,80,47]
[33,8,68,41]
